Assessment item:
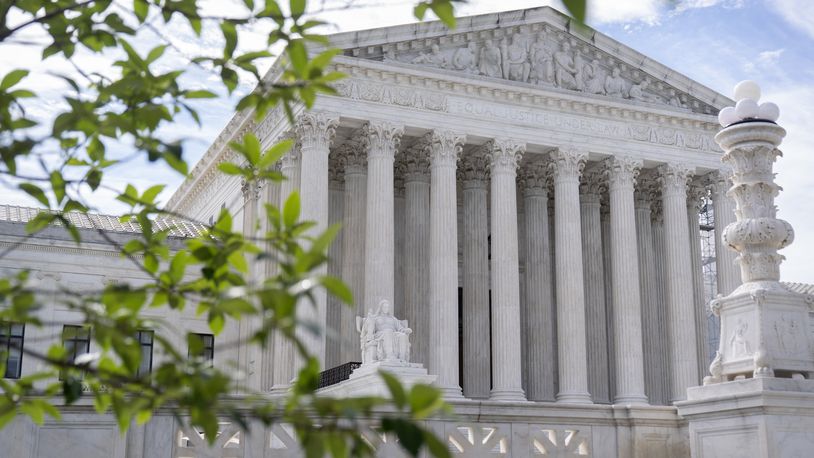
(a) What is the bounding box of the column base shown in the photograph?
[613,394,649,406]
[439,385,465,400]
[269,384,291,396]
[556,391,593,404]
[489,388,527,402]
[319,362,437,398]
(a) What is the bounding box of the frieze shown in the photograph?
[333,79,448,112]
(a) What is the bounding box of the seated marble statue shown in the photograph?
[356,299,412,365]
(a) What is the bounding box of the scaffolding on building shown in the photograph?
[699,194,720,364]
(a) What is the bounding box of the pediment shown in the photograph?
[330,7,729,116]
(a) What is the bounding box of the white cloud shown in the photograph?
[769,0,814,40]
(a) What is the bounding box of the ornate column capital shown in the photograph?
[634,172,657,210]
[549,147,588,183]
[295,111,339,151]
[329,156,344,190]
[399,133,432,181]
[429,130,466,168]
[488,138,526,174]
[705,167,733,197]
[602,156,643,191]
[650,197,664,223]
[687,179,707,212]
[363,120,404,158]
[579,168,605,204]
[278,130,300,169]
[517,161,550,197]
[334,140,367,175]
[459,146,490,188]
[241,177,263,202]
[656,163,693,197]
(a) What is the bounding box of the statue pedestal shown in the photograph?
[318,361,437,398]
[676,377,814,457]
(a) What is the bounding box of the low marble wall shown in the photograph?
[0,400,688,457]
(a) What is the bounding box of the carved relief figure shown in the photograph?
[356,299,412,364]
[629,79,659,103]
[501,35,530,82]
[604,66,627,98]
[553,41,579,90]
[730,319,752,358]
[529,33,554,85]
[452,42,478,73]
[668,89,686,108]
[478,39,503,78]
[411,44,447,68]
[583,59,606,95]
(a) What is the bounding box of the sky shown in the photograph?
[1,0,813,282]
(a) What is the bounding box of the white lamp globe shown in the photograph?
[758,102,780,122]
[735,98,760,120]
[718,106,738,127]
[733,80,761,102]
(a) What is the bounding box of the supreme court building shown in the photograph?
[4,6,807,457]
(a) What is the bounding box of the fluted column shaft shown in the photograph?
[428,130,465,398]
[606,157,648,405]
[296,112,338,365]
[338,146,367,363]
[635,189,665,405]
[239,176,263,392]
[261,166,281,390]
[600,201,615,401]
[579,175,609,404]
[709,171,740,296]
[271,147,300,392]
[651,203,671,403]
[461,151,490,399]
[520,164,555,401]
[687,183,710,377]
[488,139,526,402]
[325,172,344,369]
[550,148,591,404]
[403,147,431,368]
[363,122,403,312]
[658,163,699,402]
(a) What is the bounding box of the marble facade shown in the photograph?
[2,6,810,458]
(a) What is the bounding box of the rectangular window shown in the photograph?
[136,330,154,377]
[189,333,214,365]
[61,325,91,380]
[0,323,24,379]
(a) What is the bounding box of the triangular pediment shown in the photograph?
[328,7,730,115]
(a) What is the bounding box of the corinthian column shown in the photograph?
[707,170,740,296]
[650,197,671,404]
[519,161,555,402]
[487,139,526,402]
[580,168,609,404]
[271,138,300,393]
[657,163,699,402]
[362,121,403,313]
[604,157,648,405]
[634,178,665,405]
[427,130,466,398]
[687,181,710,379]
[402,135,431,368]
[296,111,338,366]
[337,140,367,363]
[549,147,591,404]
[460,146,490,399]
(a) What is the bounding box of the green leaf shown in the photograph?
[133,0,149,22]
[287,39,307,75]
[146,45,168,64]
[290,0,305,19]
[221,21,238,58]
[0,69,28,90]
[257,139,292,169]
[208,312,225,335]
[185,89,217,99]
[282,192,300,228]
[409,384,444,419]
[19,183,49,207]
[379,371,406,408]
[562,0,587,23]
[218,162,244,175]
[320,276,353,305]
[50,171,66,204]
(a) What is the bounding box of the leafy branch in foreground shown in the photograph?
[0,0,469,456]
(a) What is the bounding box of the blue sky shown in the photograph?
[2,0,813,282]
